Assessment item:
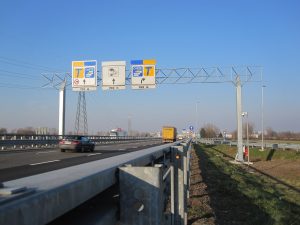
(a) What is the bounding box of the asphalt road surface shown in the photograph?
[0,140,162,182]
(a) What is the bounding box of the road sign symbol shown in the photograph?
[73,79,79,85]
[108,67,118,77]
[102,61,126,90]
[132,66,143,77]
[85,67,95,78]
[144,65,155,76]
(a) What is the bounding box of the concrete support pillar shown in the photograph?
[236,76,244,162]
[119,165,164,225]
[58,81,66,137]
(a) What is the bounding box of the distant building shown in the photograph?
[225,133,233,139]
[150,132,161,137]
[35,127,49,135]
[251,131,259,139]
[110,128,127,137]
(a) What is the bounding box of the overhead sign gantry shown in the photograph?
[44,61,262,163]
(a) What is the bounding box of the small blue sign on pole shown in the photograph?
[189,126,194,131]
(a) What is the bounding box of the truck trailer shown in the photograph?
[162,126,177,143]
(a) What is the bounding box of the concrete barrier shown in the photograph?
[0,141,184,225]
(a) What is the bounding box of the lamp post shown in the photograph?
[196,101,200,138]
[261,85,266,151]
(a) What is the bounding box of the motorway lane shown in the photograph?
[0,140,162,182]
[0,141,160,169]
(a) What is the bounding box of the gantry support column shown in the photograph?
[236,76,244,162]
[58,81,66,137]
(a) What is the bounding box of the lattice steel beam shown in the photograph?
[42,66,262,88]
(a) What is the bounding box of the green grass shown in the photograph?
[264,140,300,144]
[215,144,300,161]
[193,144,300,225]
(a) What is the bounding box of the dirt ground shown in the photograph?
[188,149,216,225]
[187,146,300,225]
[251,159,300,188]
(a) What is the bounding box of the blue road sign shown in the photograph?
[132,66,143,77]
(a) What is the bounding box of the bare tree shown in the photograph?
[243,122,254,139]
[0,128,7,134]
[200,128,206,138]
[200,123,220,138]
[16,127,35,135]
[265,127,278,139]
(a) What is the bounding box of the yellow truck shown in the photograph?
[162,126,177,143]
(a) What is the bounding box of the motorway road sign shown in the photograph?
[131,59,156,89]
[72,60,97,91]
[102,61,126,90]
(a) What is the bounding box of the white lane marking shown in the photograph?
[36,151,56,155]
[118,149,125,150]
[87,153,102,157]
[30,160,60,166]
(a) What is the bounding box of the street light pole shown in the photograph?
[196,101,200,138]
[247,116,249,164]
[261,85,266,151]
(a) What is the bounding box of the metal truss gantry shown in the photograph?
[42,66,263,162]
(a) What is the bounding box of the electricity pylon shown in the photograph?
[74,91,88,135]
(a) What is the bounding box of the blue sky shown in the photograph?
[0,0,299,133]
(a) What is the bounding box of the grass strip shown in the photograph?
[194,144,300,225]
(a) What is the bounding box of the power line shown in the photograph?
[0,85,41,89]
[0,59,55,72]
[0,56,64,71]
[0,56,64,72]
[0,73,37,80]
[0,82,48,90]
[0,69,39,78]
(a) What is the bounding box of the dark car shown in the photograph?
[59,136,95,152]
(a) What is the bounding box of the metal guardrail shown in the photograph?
[197,138,300,151]
[0,140,192,225]
[0,134,161,150]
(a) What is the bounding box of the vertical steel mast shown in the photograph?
[74,91,88,135]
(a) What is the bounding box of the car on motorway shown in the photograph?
[59,136,95,152]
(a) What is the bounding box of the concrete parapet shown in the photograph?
[119,165,164,225]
